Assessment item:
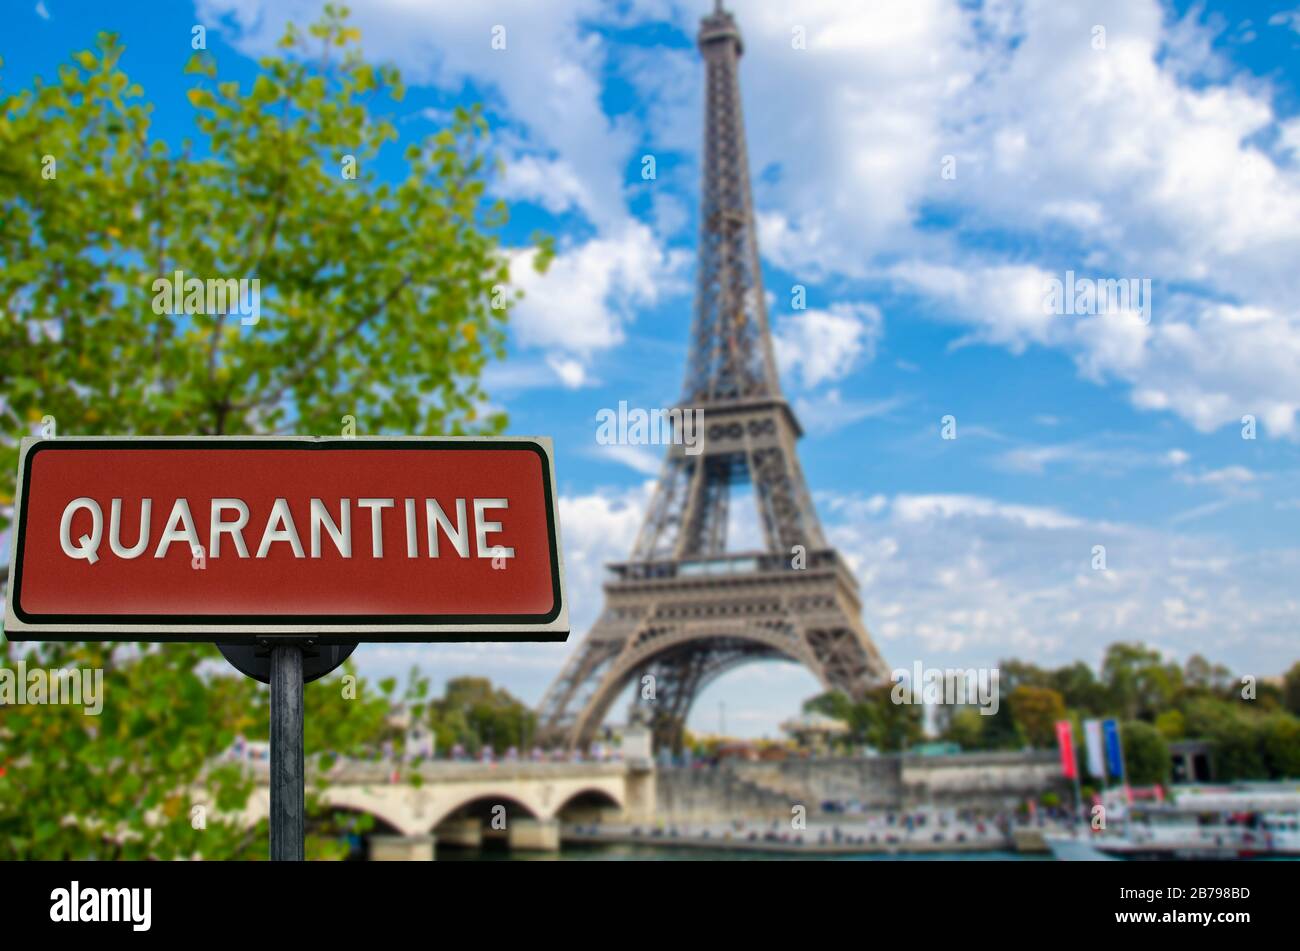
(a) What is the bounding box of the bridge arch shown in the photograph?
[552,787,624,824]
[318,787,424,837]
[425,791,545,834]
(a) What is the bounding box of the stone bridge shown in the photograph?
[230,759,655,859]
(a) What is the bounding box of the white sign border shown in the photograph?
[3,435,568,642]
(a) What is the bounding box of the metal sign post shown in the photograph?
[270,644,305,862]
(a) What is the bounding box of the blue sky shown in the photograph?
[7,0,1300,737]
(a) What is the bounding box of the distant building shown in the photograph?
[715,742,760,762]
[1170,740,1214,783]
[780,712,849,752]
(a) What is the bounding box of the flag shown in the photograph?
[1055,720,1077,779]
[1083,718,1106,780]
[1102,718,1125,779]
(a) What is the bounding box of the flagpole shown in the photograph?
[1070,729,1084,828]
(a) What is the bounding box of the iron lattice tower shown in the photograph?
[537,2,888,750]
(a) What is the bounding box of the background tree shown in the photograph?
[0,8,545,859]
[994,660,1051,694]
[1008,685,1066,749]
[1102,643,1181,720]
[806,687,922,751]
[1282,661,1300,717]
[1183,654,1233,696]
[1120,721,1169,785]
[942,707,987,751]
[1048,661,1107,716]
[428,676,537,755]
[803,690,856,739]
[858,684,924,752]
[0,6,550,533]
[1154,709,1185,741]
[1206,713,1270,780]
[1261,714,1300,778]
[0,641,259,859]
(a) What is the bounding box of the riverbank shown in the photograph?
[559,818,1050,856]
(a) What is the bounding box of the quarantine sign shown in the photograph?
[3,437,567,642]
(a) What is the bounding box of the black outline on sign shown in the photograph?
[9,439,565,643]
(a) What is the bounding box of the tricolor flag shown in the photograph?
[1083,718,1107,780]
[1055,720,1077,779]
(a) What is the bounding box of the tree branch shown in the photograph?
[228,272,414,416]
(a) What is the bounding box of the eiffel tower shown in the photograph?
[537,1,888,750]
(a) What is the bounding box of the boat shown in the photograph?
[1048,783,1300,861]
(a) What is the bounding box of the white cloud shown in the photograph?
[822,491,1300,672]
[588,443,663,476]
[888,262,1061,354]
[793,390,903,434]
[545,354,589,389]
[888,259,1300,437]
[556,483,653,632]
[199,0,640,230]
[890,494,1085,531]
[997,441,1192,477]
[1176,465,1256,486]
[735,0,977,279]
[774,302,882,388]
[1269,11,1300,35]
[507,222,689,358]
[482,356,592,393]
[496,154,593,216]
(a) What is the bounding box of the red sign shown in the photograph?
[4,437,567,642]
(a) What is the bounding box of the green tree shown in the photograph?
[1049,661,1107,716]
[974,705,1024,750]
[0,641,259,859]
[803,690,858,746]
[1282,662,1300,717]
[1008,685,1066,749]
[1182,653,1233,695]
[1262,715,1300,779]
[0,8,545,858]
[1181,696,1236,740]
[0,640,426,860]
[995,660,1052,694]
[1120,720,1169,786]
[1208,715,1269,781]
[1154,709,1185,741]
[942,707,987,751]
[836,685,922,752]
[429,676,536,755]
[1102,643,1181,721]
[0,7,548,531]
